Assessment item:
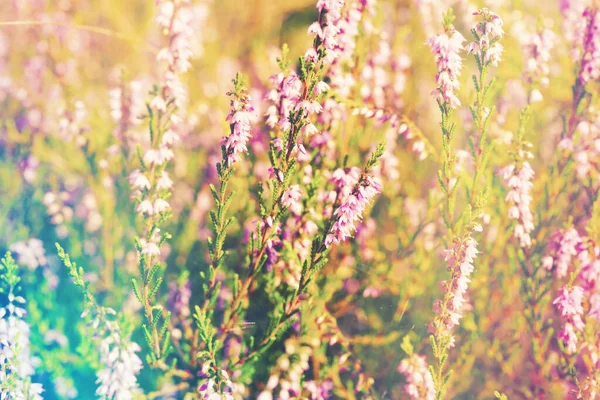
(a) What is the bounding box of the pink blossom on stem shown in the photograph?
[554,286,585,353]
[522,28,555,102]
[500,158,535,248]
[560,0,588,58]
[325,174,382,247]
[465,8,504,67]
[427,26,465,109]
[281,185,303,216]
[397,353,435,400]
[579,7,600,85]
[434,236,479,335]
[223,84,256,166]
[543,228,581,278]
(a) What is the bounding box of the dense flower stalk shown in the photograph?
[56,245,143,400]
[465,9,504,67]
[500,111,535,248]
[397,353,436,400]
[129,0,194,363]
[501,160,535,248]
[554,286,585,353]
[96,328,143,400]
[0,253,44,400]
[579,7,600,85]
[325,172,382,247]
[543,228,581,278]
[522,28,555,102]
[427,25,465,109]
[223,81,256,166]
[560,0,588,58]
[432,233,480,337]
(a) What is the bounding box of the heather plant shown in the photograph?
[1,0,600,399]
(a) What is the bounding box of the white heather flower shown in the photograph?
[129,170,151,190]
[136,200,154,216]
[9,239,47,270]
[140,240,161,257]
[0,275,43,399]
[96,329,142,400]
[157,171,174,190]
[153,198,171,214]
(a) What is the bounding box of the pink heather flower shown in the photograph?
[325,175,382,247]
[466,8,504,67]
[397,354,435,400]
[157,171,173,190]
[579,7,600,84]
[554,286,585,318]
[155,0,193,74]
[130,171,151,190]
[433,235,479,338]
[330,167,361,193]
[150,96,166,112]
[554,286,586,354]
[590,293,600,320]
[544,228,582,278]
[560,0,588,58]
[501,160,535,248]
[301,122,319,136]
[580,244,600,298]
[522,28,555,96]
[143,149,161,166]
[297,100,323,114]
[281,185,303,216]
[140,240,161,257]
[559,322,579,354]
[161,129,180,146]
[314,81,329,95]
[466,9,504,67]
[224,87,255,166]
[427,27,465,109]
[153,198,171,214]
[268,167,284,183]
[136,200,154,216]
